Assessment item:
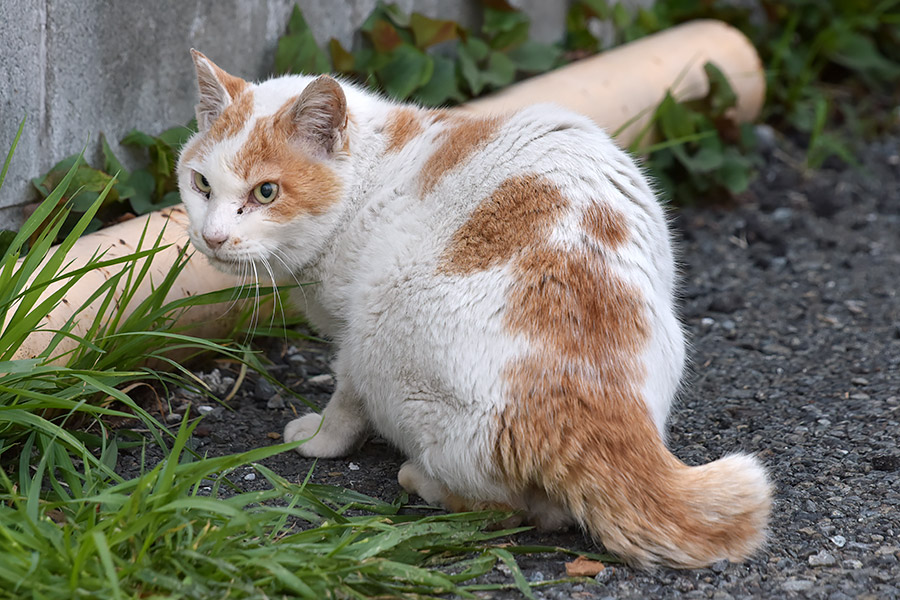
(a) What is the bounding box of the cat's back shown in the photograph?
[366,103,675,298]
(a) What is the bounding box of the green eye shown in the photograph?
[253,182,279,204]
[193,171,211,195]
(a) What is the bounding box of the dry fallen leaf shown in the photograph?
[565,555,605,577]
[267,432,281,439]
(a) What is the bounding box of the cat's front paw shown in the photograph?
[283,413,357,458]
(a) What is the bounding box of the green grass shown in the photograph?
[0,124,612,598]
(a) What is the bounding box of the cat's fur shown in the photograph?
[177,50,772,568]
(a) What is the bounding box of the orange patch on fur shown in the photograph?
[208,90,255,143]
[581,202,629,248]
[437,175,568,275]
[420,115,504,196]
[494,238,769,567]
[384,107,424,153]
[233,101,342,219]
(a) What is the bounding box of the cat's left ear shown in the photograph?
[283,76,349,157]
[190,49,248,131]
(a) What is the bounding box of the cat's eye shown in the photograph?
[253,182,279,204]
[193,171,211,196]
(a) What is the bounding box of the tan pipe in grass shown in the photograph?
[14,20,764,362]
[12,206,245,362]
[459,20,765,146]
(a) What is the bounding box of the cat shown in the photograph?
[177,49,772,569]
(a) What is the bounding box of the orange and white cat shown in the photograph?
[177,50,772,568]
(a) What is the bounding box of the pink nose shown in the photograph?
[203,231,228,250]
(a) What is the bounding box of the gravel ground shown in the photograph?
[123,130,900,598]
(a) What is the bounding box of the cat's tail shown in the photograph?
[570,450,772,568]
[497,405,772,568]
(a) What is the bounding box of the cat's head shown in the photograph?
[177,51,352,277]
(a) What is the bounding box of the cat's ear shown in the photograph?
[283,76,349,157]
[190,49,248,131]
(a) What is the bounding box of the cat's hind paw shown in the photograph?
[284,413,359,458]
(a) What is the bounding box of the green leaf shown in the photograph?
[414,56,465,106]
[101,135,128,179]
[703,62,738,118]
[409,13,460,49]
[119,129,156,149]
[376,46,433,100]
[827,28,900,83]
[717,152,752,194]
[483,7,529,35]
[328,38,355,73]
[369,18,405,53]
[275,6,331,75]
[458,38,490,95]
[157,124,196,152]
[482,51,516,89]
[125,169,156,215]
[31,155,79,198]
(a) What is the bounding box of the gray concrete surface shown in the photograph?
[0,0,569,230]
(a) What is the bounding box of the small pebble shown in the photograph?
[772,207,793,222]
[808,550,837,567]
[166,412,183,423]
[307,373,335,386]
[243,472,256,481]
[851,377,869,386]
[830,535,846,548]
[594,567,614,583]
[711,559,729,573]
[528,571,544,583]
[254,378,276,401]
[267,395,286,409]
[754,123,777,152]
[782,579,815,592]
[701,317,715,327]
[348,462,360,471]
[197,405,214,414]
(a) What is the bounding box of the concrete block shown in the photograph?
[0,0,569,230]
[0,0,47,227]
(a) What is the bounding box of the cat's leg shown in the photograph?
[398,461,524,528]
[283,378,368,457]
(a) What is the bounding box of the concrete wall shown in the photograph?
[0,0,567,230]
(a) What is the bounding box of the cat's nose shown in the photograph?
[202,231,228,250]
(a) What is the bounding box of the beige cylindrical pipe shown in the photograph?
[14,19,763,362]
[12,206,247,362]
[460,19,765,147]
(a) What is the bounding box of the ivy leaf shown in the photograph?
[369,19,405,53]
[414,56,465,107]
[126,169,157,215]
[410,13,460,49]
[826,29,900,84]
[157,124,196,152]
[119,129,156,149]
[376,46,433,100]
[101,135,127,179]
[655,93,697,140]
[329,38,355,73]
[275,6,331,74]
[508,40,562,72]
[484,8,530,50]
[481,51,516,89]
[703,62,738,119]
[717,151,752,194]
[458,40,486,95]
